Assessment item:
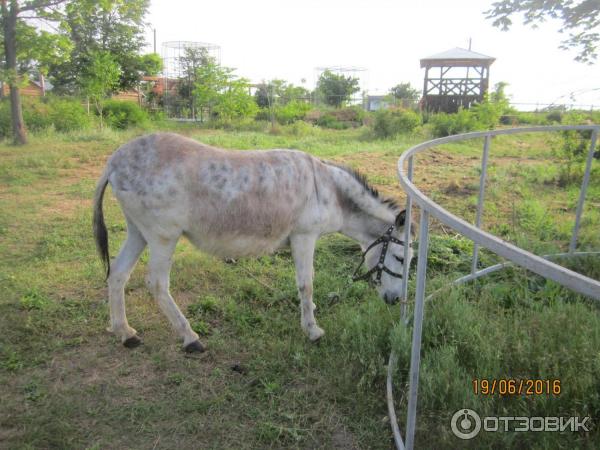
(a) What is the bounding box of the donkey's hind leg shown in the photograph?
[290,233,325,342]
[146,238,203,353]
[108,219,147,348]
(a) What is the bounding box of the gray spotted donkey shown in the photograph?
[93,133,414,352]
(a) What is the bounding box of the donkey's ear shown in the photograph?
[395,209,406,227]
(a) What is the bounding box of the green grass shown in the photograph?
[0,126,599,449]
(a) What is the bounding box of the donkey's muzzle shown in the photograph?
[384,293,400,305]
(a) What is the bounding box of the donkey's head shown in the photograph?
[355,210,414,305]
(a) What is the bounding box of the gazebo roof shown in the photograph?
[420,47,495,68]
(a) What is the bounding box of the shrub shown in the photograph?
[470,100,505,129]
[274,100,311,124]
[429,109,480,137]
[1,97,91,138]
[46,98,90,132]
[21,98,52,132]
[555,112,594,185]
[546,110,563,123]
[309,106,365,129]
[102,100,148,129]
[0,101,11,137]
[316,113,348,129]
[332,105,365,123]
[372,108,421,138]
[513,111,549,125]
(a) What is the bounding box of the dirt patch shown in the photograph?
[442,180,476,196]
[331,425,359,450]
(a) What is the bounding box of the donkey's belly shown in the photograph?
[183,230,290,258]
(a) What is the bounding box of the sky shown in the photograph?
[144,0,600,110]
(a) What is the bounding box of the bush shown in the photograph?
[207,118,269,132]
[309,106,365,129]
[332,105,366,123]
[315,113,348,129]
[274,100,311,124]
[0,97,90,138]
[429,109,480,137]
[102,100,148,129]
[470,100,505,129]
[0,101,11,137]
[546,110,563,123]
[46,97,90,132]
[282,120,316,136]
[372,108,421,138]
[555,112,594,185]
[513,111,549,125]
[21,98,52,132]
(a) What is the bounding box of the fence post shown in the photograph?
[401,156,415,322]
[569,129,598,253]
[405,209,430,450]
[472,135,491,273]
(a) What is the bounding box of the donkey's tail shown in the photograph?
[93,169,111,280]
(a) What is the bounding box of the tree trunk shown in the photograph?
[39,73,46,96]
[2,1,28,145]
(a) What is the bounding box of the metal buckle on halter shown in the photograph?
[352,224,405,285]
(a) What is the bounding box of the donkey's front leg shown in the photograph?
[290,233,325,342]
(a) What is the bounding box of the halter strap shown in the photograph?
[352,224,408,284]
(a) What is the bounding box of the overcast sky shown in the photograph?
[145,0,599,109]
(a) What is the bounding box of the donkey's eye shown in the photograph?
[393,255,404,263]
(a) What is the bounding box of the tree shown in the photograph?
[316,70,360,108]
[176,47,210,119]
[138,52,162,77]
[1,21,71,88]
[254,79,309,126]
[254,79,309,107]
[50,0,150,93]
[193,57,230,122]
[389,82,420,105]
[193,58,257,122]
[1,0,68,144]
[486,0,600,63]
[214,77,257,121]
[80,50,121,128]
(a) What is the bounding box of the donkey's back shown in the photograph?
[105,133,330,258]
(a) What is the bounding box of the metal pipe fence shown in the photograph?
[389,125,600,450]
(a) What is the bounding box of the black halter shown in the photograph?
[352,224,407,285]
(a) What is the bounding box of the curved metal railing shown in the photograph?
[389,125,600,450]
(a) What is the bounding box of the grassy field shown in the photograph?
[0,124,599,449]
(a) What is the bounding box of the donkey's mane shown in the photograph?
[323,161,400,211]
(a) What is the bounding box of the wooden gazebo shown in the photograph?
[420,47,495,113]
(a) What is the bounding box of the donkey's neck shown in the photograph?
[326,164,398,248]
[340,211,392,250]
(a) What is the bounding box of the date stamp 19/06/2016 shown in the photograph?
[472,378,561,396]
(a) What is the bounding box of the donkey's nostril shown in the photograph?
[383,293,400,305]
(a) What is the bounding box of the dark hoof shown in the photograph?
[311,335,324,344]
[230,363,247,375]
[123,335,142,348]
[184,340,206,353]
